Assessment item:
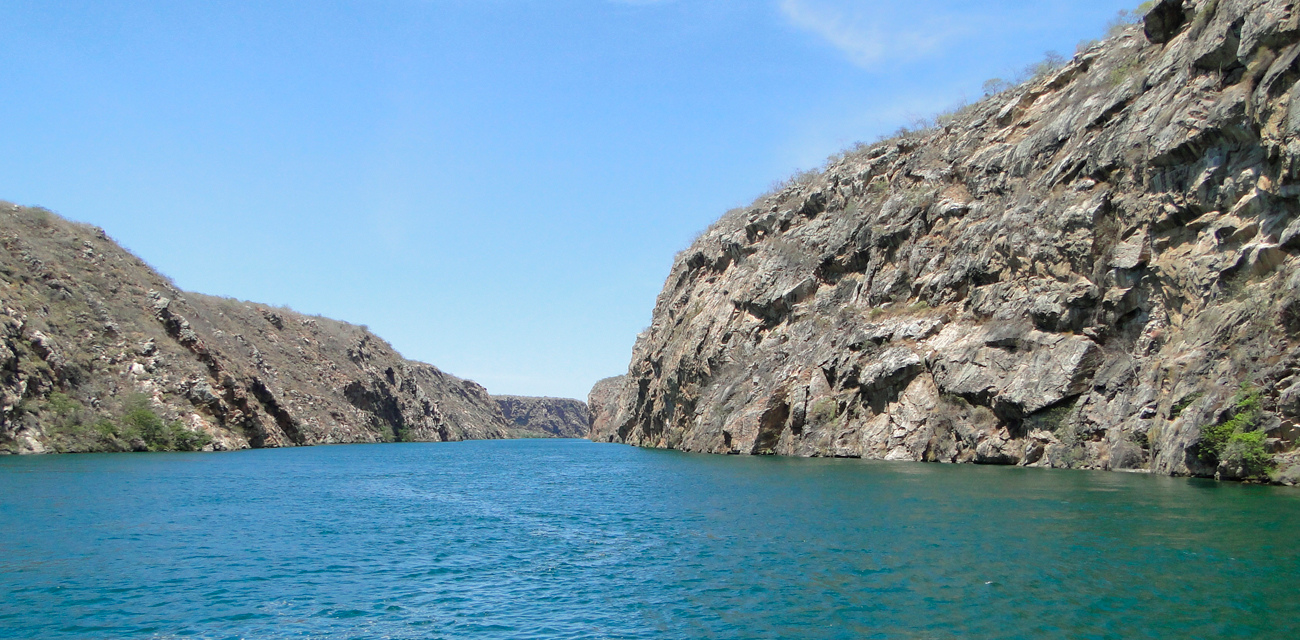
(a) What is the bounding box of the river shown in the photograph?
[1,439,1296,638]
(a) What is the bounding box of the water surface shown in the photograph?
[0,439,1296,639]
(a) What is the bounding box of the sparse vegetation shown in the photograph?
[1198,384,1272,477]
[1190,0,1220,35]
[982,50,1067,97]
[40,392,211,453]
[689,206,749,245]
[1108,55,1145,87]
[42,391,99,452]
[1279,295,1300,334]
[1052,425,1090,467]
[1026,403,1074,433]
[1106,8,1144,39]
[982,77,1015,96]
[118,394,212,452]
[1170,391,1205,419]
[769,237,818,270]
[1028,51,1068,80]
[901,186,937,210]
[16,206,54,227]
[768,168,823,196]
[808,397,839,425]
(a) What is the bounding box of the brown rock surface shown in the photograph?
[591,0,1300,483]
[0,205,514,453]
[493,395,590,438]
[587,375,625,439]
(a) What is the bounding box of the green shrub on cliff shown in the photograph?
[54,394,212,453]
[1198,384,1272,477]
[42,391,98,452]
[1222,430,1271,476]
[39,392,206,453]
[1170,391,1205,419]
[117,395,211,452]
[808,397,839,425]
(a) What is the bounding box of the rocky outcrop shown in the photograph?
[493,395,590,438]
[587,375,625,439]
[591,0,1300,484]
[0,205,515,453]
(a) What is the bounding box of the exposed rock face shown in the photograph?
[587,375,625,439]
[0,205,515,453]
[591,0,1300,483]
[493,395,590,438]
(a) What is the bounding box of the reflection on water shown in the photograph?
[0,440,1297,639]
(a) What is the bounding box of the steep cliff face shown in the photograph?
[493,396,590,438]
[587,376,625,439]
[592,0,1300,484]
[1,205,515,453]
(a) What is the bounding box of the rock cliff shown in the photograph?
[591,0,1300,484]
[587,375,625,439]
[493,396,590,438]
[0,204,519,453]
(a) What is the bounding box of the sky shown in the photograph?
[0,0,1140,400]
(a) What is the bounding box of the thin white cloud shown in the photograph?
[778,0,973,68]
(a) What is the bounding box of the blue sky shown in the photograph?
[0,0,1138,399]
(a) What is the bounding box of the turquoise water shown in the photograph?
[0,440,1297,639]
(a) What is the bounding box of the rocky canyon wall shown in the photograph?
[0,205,519,453]
[592,0,1300,484]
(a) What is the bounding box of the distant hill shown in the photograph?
[494,396,590,438]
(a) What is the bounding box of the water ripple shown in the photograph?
[0,440,1297,639]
